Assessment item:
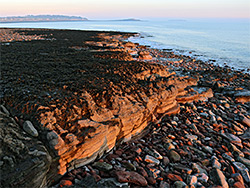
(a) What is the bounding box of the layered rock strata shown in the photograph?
[1,29,214,187]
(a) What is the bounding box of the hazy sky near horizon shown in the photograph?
[1,0,250,19]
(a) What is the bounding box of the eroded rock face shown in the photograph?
[0,107,52,188]
[1,29,214,187]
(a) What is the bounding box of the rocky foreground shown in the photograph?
[0,29,250,188]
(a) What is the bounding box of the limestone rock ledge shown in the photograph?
[1,29,214,187]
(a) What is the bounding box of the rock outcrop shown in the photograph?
[0,106,52,188]
[1,29,215,187]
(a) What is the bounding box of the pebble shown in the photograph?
[163,156,170,166]
[0,105,10,115]
[233,162,250,183]
[209,168,229,188]
[197,173,209,183]
[231,173,244,185]
[92,161,113,171]
[173,181,188,188]
[166,173,183,182]
[233,181,245,188]
[115,171,148,186]
[144,155,160,165]
[187,175,197,186]
[222,153,235,162]
[169,150,181,162]
[59,180,72,187]
[23,120,38,137]
[211,156,221,169]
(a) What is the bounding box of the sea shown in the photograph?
[1,18,250,71]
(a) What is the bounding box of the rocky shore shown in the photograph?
[0,28,249,188]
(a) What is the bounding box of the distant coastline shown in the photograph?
[0,15,142,23]
[0,15,88,23]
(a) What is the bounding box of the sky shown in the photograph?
[1,0,250,19]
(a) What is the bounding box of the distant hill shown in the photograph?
[113,18,141,21]
[0,15,88,23]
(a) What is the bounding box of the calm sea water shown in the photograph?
[1,18,250,71]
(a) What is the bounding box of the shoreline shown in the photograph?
[1,20,249,72]
[128,35,250,73]
[0,28,250,188]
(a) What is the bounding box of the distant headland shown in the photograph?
[0,15,88,23]
[0,15,142,23]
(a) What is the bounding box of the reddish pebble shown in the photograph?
[59,180,72,187]
[146,176,156,185]
[166,173,183,181]
[115,149,123,156]
[137,166,148,177]
[116,171,148,186]
[221,145,229,152]
[228,165,236,174]
[135,148,142,155]
[233,181,245,188]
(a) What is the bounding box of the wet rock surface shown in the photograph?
[1,28,250,187]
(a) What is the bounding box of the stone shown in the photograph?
[192,163,207,174]
[222,153,235,162]
[0,105,10,115]
[233,181,245,188]
[97,178,129,188]
[164,143,176,151]
[231,173,244,185]
[59,180,73,187]
[74,175,98,187]
[137,166,148,177]
[138,51,153,60]
[147,176,156,185]
[159,181,170,188]
[185,134,198,143]
[234,90,250,103]
[233,162,250,183]
[23,120,39,137]
[222,133,243,148]
[240,129,250,140]
[236,156,250,170]
[145,155,160,165]
[197,173,209,183]
[173,181,188,188]
[166,173,183,181]
[187,175,197,186]
[115,171,148,186]
[152,149,163,160]
[163,156,170,166]
[202,145,213,154]
[145,148,163,159]
[169,150,181,162]
[211,156,221,169]
[122,161,136,171]
[241,115,250,127]
[148,167,161,179]
[92,161,113,171]
[209,168,229,188]
[229,144,244,157]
